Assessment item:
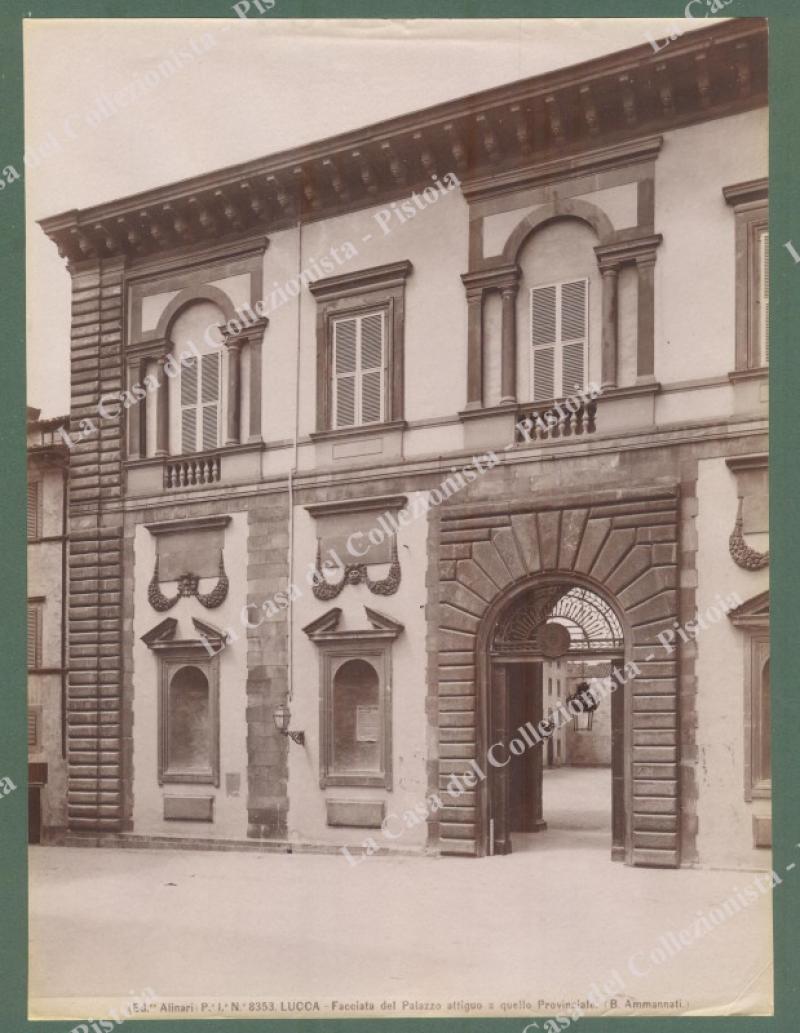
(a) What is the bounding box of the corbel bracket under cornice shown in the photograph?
[39,20,765,268]
[461,136,664,203]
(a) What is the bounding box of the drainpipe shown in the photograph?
[60,446,68,760]
[286,218,303,706]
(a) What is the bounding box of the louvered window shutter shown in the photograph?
[759,229,769,366]
[531,285,557,402]
[560,279,588,396]
[181,357,199,453]
[332,312,386,428]
[530,279,588,401]
[27,605,40,669]
[27,481,40,540]
[179,354,220,453]
[201,352,221,450]
[333,317,358,428]
[359,311,385,425]
[28,709,38,748]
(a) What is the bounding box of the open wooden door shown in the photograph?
[508,664,546,833]
[28,786,42,845]
[488,664,512,854]
[611,657,626,860]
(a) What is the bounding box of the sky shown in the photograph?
[23,16,708,417]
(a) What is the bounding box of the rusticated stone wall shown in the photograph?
[66,258,126,831]
[431,485,682,868]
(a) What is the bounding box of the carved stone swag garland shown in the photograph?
[311,537,402,601]
[729,499,769,571]
[148,552,230,611]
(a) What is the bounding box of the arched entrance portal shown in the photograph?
[480,576,628,860]
[435,488,681,867]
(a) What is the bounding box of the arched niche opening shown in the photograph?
[166,664,211,776]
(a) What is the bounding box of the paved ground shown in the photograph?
[29,768,774,1021]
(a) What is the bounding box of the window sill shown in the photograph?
[321,772,391,789]
[159,772,218,786]
[728,366,768,383]
[309,419,406,444]
[125,440,264,468]
[746,782,771,802]
[597,379,660,400]
[124,440,264,495]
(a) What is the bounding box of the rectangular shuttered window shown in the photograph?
[180,353,220,453]
[28,709,40,748]
[758,229,769,366]
[27,603,42,670]
[27,481,40,541]
[332,311,385,428]
[530,279,588,402]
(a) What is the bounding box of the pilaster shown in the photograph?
[66,256,126,832]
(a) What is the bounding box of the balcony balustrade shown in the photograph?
[164,451,222,489]
[515,397,598,444]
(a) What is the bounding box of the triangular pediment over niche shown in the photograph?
[303,606,404,643]
[140,616,229,654]
[728,590,769,628]
[140,618,178,647]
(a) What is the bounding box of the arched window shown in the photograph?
[493,583,623,656]
[516,218,601,403]
[169,302,225,455]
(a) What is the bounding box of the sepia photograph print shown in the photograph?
[22,13,775,1025]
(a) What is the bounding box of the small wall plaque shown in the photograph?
[753,815,772,848]
[164,795,214,822]
[326,799,385,829]
[356,706,380,743]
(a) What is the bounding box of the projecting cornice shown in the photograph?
[723,176,769,208]
[39,18,766,266]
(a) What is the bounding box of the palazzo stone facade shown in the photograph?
[39,18,770,869]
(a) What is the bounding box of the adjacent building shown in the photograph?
[27,407,69,843]
[39,19,770,868]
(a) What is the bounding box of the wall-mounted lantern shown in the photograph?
[273,703,305,746]
[566,680,598,732]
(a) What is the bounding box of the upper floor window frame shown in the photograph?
[330,308,387,429]
[309,260,412,435]
[724,178,768,373]
[124,284,268,466]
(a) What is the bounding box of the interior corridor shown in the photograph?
[512,766,611,855]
